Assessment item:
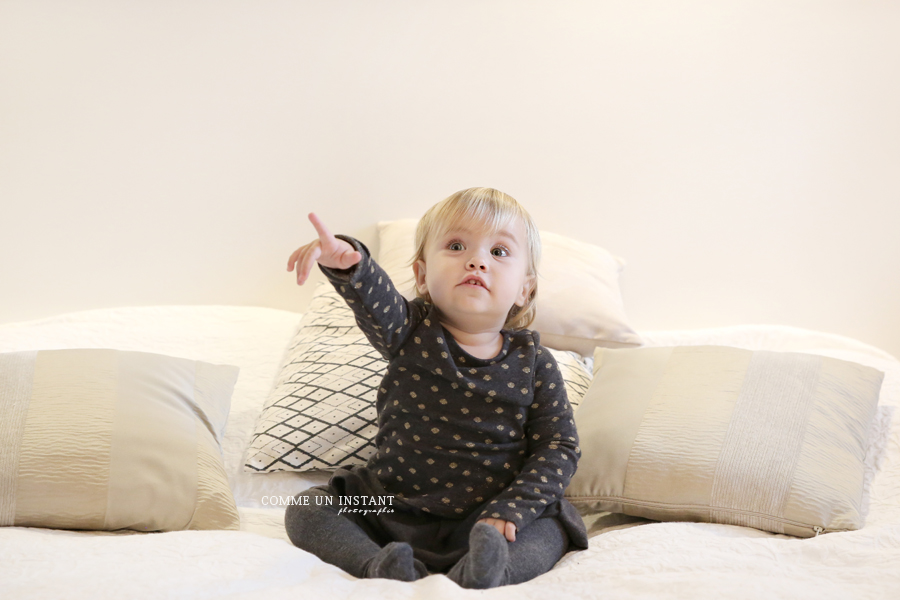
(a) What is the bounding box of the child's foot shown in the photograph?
[364,541,427,581]
[447,522,509,589]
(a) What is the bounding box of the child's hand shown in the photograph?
[287,213,363,285]
[477,517,517,542]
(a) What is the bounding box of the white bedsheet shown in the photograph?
[1,306,898,599]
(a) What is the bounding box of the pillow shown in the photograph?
[376,219,643,356]
[564,345,884,537]
[0,348,240,532]
[243,283,594,473]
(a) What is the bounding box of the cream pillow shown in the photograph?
[376,219,643,356]
[0,349,240,532]
[244,283,594,473]
[565,345,884,538]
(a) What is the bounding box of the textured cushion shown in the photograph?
[244,283,593,473]
[564,345,884,537]
[376,219,643,355]
[0,349,240,532]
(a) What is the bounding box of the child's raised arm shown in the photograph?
[294,220,426,361]
[287,213,362,285]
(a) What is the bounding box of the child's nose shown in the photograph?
[467,256,487,271]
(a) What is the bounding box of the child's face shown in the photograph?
[413,217,534,332]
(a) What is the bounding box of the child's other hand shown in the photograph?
[287,213,362,285]
[477,517,517,542]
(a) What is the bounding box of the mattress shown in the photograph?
[1,306,898,599]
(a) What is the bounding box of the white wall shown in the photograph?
[2,0,898,358]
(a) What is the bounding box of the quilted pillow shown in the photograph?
[0,349,240,532]
[564,345,884,537]
[244,283,593,473]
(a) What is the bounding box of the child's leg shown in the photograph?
[284,487,427,581]
[504,516,569,585]
[446,517,569,589]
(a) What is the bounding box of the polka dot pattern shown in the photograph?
[321,235,581,531]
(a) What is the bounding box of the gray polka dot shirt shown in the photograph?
[320,235,581,532]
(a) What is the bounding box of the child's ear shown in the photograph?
[413,259,428,296]
[514,274,536,307]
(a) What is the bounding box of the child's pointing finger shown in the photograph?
[308,212,334,243]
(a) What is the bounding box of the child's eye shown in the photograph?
[448,241,464,251]
[491,246,509,257]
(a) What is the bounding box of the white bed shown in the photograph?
[1,305,898,599]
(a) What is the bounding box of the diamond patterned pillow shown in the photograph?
[244,284,594,473]
[557,349,593,411]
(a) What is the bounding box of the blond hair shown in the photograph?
[409,187,541,330]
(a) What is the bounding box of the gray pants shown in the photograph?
[284,469,573,586]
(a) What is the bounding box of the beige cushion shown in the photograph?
[565,345,884,537]
[244,283,594,473]
[0,349,240,532]
[376,219,643,355]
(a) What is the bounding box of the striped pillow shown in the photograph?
[565,345,884,537]
[0,349,240,532]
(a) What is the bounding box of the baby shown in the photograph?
[284,187,588,588]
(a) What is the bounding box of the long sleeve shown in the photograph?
[318,235,427,361]
[475,349,581,533]
[318,235,582,526]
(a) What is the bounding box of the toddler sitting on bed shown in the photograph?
[283,187,588,588]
